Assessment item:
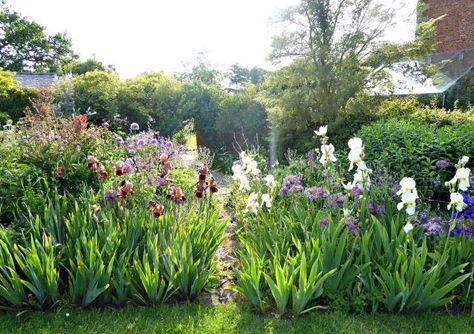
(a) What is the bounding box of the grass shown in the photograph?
[0,303,472,334]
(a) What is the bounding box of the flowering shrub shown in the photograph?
[0,96,227,309]
[232,126,474,315]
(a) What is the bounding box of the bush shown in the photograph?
[0,86,39,122]
[358,118,474,199]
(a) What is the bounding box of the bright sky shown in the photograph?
[10,0,417,78]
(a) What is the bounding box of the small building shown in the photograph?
[13,72,59,88]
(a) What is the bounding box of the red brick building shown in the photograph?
[424,0,474,53]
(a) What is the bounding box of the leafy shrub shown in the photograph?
[358,118,474,199]
[0,86,39,122]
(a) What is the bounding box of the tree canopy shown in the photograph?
[0,0,76,72]
[264,0,440,154]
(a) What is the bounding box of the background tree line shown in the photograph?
[2,0,473,168]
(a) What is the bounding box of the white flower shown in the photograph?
[264,175,276,188]
[314,125,328,137]
[240,152,253,167]
[455,168,470,191]
[261,193,272,208]
[397,191,418,215]
[244,192,260,214]
[352,168,371,190]
[238,175,251,192]
[459,156,469,166]
[448,192,466,212]
[403,223,414,233]
[348,137,363,151]
[319,144,337,165]
[347,137,364,171]
[397,177,417,196]
[343,208,351,217]
[343,182,353,191]
[231,164,244,180]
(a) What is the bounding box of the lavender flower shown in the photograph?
[351,186,362,196]
[123,159,135,174]
[130,123,140,131]
[345,217,359,235]
[326,192,346,208]
[115,136,124,145]
[151,176,170,187]
[319,216,329,228]
[150,138,158,146]
[423,217,447,235]
[305,186,328,200]
[104,189,117,201]
[435,160,450,169]
[306,150,316,162]
[367,201,386,216]
[279,175,303,196]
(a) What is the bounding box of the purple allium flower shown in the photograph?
[151,176,170,187]
[115,136,124,145]
[306,150,316,162]
[326,192,346,208]
[130,123,140,131]
[104,189,117,201]
[423,217,447,235]
[123,159,135,174]
[351,186,362,196]
[150,138,158,146]
[137,139,146,147]
[305,186,328,200]
[435,159,450,169]
[345,217,359,235]
[128,149,136,155]
[319,216,329,228]
[279,175,303,196]
[367,201,386,216]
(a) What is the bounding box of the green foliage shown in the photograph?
[358,118,474,198]
[132,235,173,305]
[217,89,268,152]
[0,86,38,123]
[72,71,120,123]
[61,57,115,75]
[0,67,16,96]
[264,0,439,156]
[0,228,26,308]
[13,235,59,309]
[117,72,183,135]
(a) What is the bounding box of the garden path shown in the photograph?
[181,149,239,304]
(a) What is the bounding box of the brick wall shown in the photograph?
[424,0,474,52]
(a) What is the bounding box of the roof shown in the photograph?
[375,48,474,96]
[13,72,60,88]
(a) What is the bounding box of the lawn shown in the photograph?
[0,303,472,334]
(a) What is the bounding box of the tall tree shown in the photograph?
[265,0,439,151]
[0,1,76,72]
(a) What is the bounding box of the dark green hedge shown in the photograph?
[358,118,474,199]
